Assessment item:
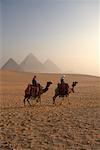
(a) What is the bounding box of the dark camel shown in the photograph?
[23,81,52,106]
[53,81,78,105]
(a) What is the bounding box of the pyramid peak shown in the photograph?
[44,59,61,73]
[28,52,33,56]
[26,53,34,58]
[44,59,56,65]
[8,58,15,61]
[1,58,20,71]
[6,58,18,64]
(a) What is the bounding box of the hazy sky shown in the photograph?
[1,0,100,76]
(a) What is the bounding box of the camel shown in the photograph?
[53,81,78,105]
[23,81,52,106]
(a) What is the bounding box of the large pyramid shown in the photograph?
[20,53,46,73]
[1,58,21,71]
[44,59,61,73]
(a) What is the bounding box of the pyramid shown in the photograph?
[44,59,61,73]
[20,53,46,73]
[1,58,21,71]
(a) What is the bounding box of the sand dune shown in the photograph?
[0,70,100,149]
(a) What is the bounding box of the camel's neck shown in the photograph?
[42,84,50,93]
[71,85,75,93]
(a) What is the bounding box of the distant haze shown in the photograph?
[2,53,61,73]
[1,0,100,76]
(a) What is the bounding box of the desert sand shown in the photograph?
[0,70,100,150]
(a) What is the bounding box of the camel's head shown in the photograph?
[72,81,78,87]
[47,81,52,87]
[74,81,78,85]
[75,81,78,83]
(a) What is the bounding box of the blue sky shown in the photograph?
[1,0,100,76]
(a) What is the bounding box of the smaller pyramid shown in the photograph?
[1,58,20,71]
[44,59,61,73]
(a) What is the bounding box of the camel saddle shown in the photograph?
[57,83,69,96]
[25,84,40,97]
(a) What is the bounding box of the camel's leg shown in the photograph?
[67,97,70,105]
[39,97,41,104]
[35,93,39,102]
[53,96,55,104]
[65,94,70,105]
[36,96,40,103]
[71,88,74,93]
[36,97,38,103]
[53,95,58,105]
[36,95,41,104]
[27,98,31,106]
[23,97,26,106]
[59,97,64,105]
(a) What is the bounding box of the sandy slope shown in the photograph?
[0,70,100,150]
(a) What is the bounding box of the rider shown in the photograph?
[57,75,66,95]
[32,75,39,96]
[32,75,37,86]
[60,75,65,84]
